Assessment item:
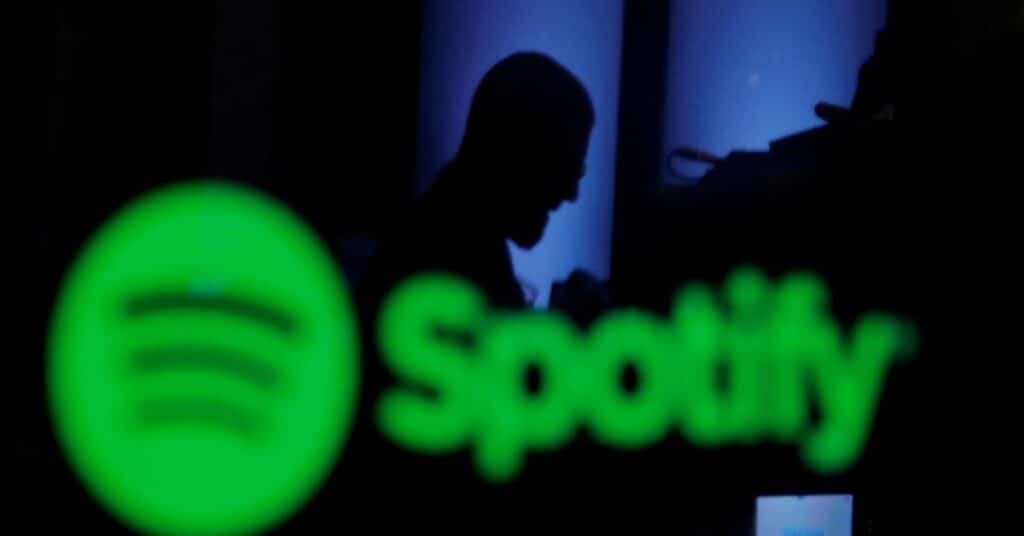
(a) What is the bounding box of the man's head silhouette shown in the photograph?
[454,52,594,249]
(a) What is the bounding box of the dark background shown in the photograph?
[35,1,1022,533]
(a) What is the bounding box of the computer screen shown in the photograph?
[756,495,854,536]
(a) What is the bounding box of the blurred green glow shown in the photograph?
[378,268,916,482]
[48,181,359,535]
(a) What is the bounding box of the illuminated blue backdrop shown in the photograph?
[416,0,624,307]
[416,0,885,303]
[662,0,886,179]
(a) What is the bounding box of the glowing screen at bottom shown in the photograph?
[756,495,853,536]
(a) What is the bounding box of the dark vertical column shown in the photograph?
[206,0,280,186]
[275,3,424,238]
[609,0,671,301]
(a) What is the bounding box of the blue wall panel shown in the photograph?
[662,0,886,179]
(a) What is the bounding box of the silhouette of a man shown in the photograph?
[361,52,594,311]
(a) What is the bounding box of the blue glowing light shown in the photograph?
[661,0,886,180]
[416,0,624,307]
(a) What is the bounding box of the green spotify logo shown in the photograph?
[48,181,359,535]
[48,179,917,527]
[378,269,917,483]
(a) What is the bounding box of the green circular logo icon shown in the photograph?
[48,181,360,535]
